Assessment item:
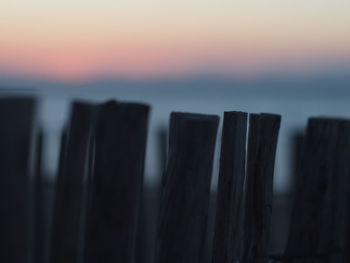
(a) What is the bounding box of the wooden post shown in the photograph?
[84,101,150,263]
[342,120,350,263]
[242,113,281,263]
[284,118,350,263]
[34,129,45,263]
[157,112,219,263]
[0,97,36,263]
[212,111,248,263]
[50,102,96,263]
[284,118,338,262]
[328,120,350,263]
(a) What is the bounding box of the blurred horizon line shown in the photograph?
[1,70,350,87]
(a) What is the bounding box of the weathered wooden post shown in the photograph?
[50,102,96,263]
[242,113,281,263]
[84,101,150,263]
[284,118,350,263]
[329,119,350,263]
[0,97,37,263]
[157,112,219,263]
[212,111,248,263]
[34,129,45,263]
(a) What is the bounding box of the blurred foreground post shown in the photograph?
[0,97,36,263]
[84,102,150,263]
[34,129,45,263]
[284,118,350,263]
[50,102,96,263]
[157,112,219,263]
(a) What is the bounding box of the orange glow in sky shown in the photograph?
[1,0,350,82]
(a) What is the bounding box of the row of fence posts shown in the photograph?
[0,96,350,263]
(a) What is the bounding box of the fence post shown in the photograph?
[84,101,150,263]
[284,118,350,263]
[34,129,45,263]
[329,120,350,263]
[242,113,281,263]
[157,112,219,263]
[50,102,96,263]
[0,97,36,263]
[212,111,247,263]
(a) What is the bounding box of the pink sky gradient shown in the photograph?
[1,1,349,83]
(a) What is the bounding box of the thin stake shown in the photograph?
[212,111,248,263]
[242,113,281,263]
[34,129,45,263]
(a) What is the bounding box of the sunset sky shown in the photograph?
[1,0,350,82]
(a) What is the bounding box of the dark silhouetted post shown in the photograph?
[50,102,96,263]
[328,120,350,263]
[285,119,338,262]
[84,101,150,263]
[242,113,281,263]
[34,129,45,263]
[212,111,248,263]
[285,118,350,263]
[0,97,36,263]
[157,112,219,263]
[342,120,350,262]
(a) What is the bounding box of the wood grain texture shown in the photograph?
[212,111,248,263]
[157,112,219,263]
[84,101,150,263]
[242,113,281,263]
[50,102,96,263]
[0,97,36,263]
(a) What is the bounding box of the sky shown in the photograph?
[1,0,350,83]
